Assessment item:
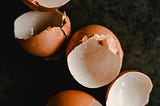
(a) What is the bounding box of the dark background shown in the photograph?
[1,0,160,106]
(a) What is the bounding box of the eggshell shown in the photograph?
[14,11,71,58]
[106,70,153,106]
[22,0,70,11]
[66,24,123,88]
[66,24,123,58]
[46,90,102,106]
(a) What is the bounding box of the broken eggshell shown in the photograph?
[46,90,102,106]
[22,0,70,11]
[106,71,153,106]
[66,25,123,88]
[14,10,71,58]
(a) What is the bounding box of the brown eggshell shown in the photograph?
[46,90,102,106]
[17,27,64,57]
[22,0,70,11]
[66,24,123,88]
[15,11,71,58]
[66,24,123,58]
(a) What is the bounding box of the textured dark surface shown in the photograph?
[1,0,160,106]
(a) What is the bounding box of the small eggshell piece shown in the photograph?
[106,71,153,106]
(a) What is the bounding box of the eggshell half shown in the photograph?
[23,0,70,11]
[14,11,71,57]
[46,90,102,106]
[66,25,123,88]
[67,39,122,88]
[106,71,153,106]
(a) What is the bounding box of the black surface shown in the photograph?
[1,0,160,106]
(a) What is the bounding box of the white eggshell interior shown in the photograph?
[14,11,63,39]
[67,39,122,88]
[90,100,102,106]
[36,0,70,8]
[106,72,153,106]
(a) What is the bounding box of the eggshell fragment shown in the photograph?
[46,90,102,106]
[106,71,153,106]
[14,11,71,57]
[23,0,70,11]
[66,25,123,88]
